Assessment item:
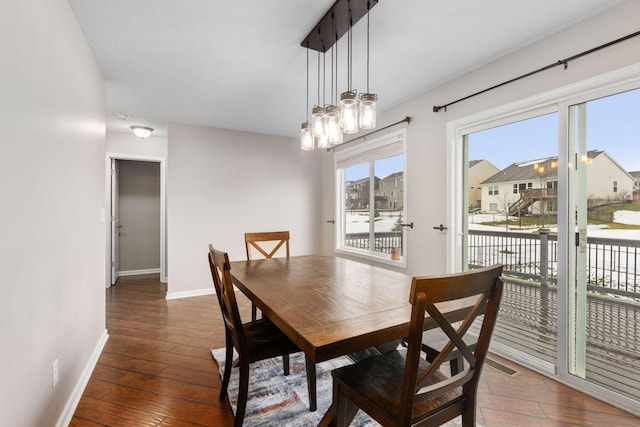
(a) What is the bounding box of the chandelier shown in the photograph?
[300,0,379,150]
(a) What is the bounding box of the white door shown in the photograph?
[111,159,120,285]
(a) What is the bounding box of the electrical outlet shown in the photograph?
[52,359,59,388]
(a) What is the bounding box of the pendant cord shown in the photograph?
[306,49,309,121]
[366,7,370,94]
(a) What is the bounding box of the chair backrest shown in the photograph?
[400,264,504,421]
[244,231,290,260]
[208,244,223,309]
[209,246,248,355]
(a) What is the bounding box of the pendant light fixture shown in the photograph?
[359,7,377,129]
[340,1,359,134]
[300,0,380,150]
[301,50,314,150]
[326,20,343,146]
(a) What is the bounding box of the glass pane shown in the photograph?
[344,162,370,251]
[570,88,640,402]
[374,154,404,261]
[466,112,559,367]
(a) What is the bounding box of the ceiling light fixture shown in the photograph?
[300,0,379,150]
[130,125,154,139]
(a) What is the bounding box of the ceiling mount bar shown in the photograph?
[433,29,640,113]
[301,0,379,53]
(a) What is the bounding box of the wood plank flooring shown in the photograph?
[71,274,639,426]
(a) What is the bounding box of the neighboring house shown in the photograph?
[468,160,499,211]
[480,150,634,214]
[630,171,640,202]
[377,171,404,210]
[346,176,381,209]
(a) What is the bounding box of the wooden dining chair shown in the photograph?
[328,264,504,427]
[208,245,317,426]
[401,329,477,376]
[244,230,290,321]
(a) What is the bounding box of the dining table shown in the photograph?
[229,254,478,426]
[230,254,475,363]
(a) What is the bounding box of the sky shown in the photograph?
[468,87,640,172]
[345,87,640,181]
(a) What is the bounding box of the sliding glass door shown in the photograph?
[568,88,640,402]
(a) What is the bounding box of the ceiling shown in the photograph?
[68,0,627,139]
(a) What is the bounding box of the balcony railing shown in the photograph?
[345,232,403,254]
[468,229,640,299]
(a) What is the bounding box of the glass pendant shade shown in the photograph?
[325,105,342,145]
[311,106,326,137]
[300,122,313,150]
[316,130,330,149]
[359,93,377,129]
[340,91,359,134]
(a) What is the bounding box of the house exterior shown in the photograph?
[480,150,634,214]
[468,160,499,211]
[630,171,640,202]
[377,172,404,210]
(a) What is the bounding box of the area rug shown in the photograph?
[211,348,465,426]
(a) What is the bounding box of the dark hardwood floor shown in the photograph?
[71,274,639,426]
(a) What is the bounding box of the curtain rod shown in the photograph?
[327,116,412,151]
[433,29,640,113]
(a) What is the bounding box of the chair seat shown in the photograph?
[332,349,462,422]
[244,319,299,363]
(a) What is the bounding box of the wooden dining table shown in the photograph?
[230,254,474,364]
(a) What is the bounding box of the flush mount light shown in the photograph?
[130,125,154,139]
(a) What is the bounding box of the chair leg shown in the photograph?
[461,393,477,427]
[450,356,464,376]
[220,343,233,400]
[235,360,250,427]
[251,303,257,321]
[305,354,317,411]
[334,383,358,427]
[283,354,290,375]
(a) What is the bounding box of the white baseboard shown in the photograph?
[55,329,109,427]
[118,268,160,277]
[166,287,215,300]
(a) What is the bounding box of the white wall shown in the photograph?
[320,1,640,276]
[167,123,321,297]
[0,0,106,426]
[107,131,168,158]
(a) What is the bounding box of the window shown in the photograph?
[613,180,618,192]
[513,184,518,194]
[335,130,406,265]
[488,185,499,195]
[489,203,498,212]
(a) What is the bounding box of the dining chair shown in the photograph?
[402,329,477,376]
[244,230,290,321]
[328,264,504,427]
[208,245,317,426]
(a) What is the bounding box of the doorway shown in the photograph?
[106,154,167,287]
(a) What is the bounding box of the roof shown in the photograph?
[482,150,604,184]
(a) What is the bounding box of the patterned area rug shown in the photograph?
[211,348,465,427]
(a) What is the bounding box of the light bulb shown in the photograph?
[300,122,313,150]
[311,106,326,137]
[340,91,359,134]
[359,93,377,129]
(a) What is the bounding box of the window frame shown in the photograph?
[334,129,408,268]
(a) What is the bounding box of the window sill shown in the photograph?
[335,247,407,269]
